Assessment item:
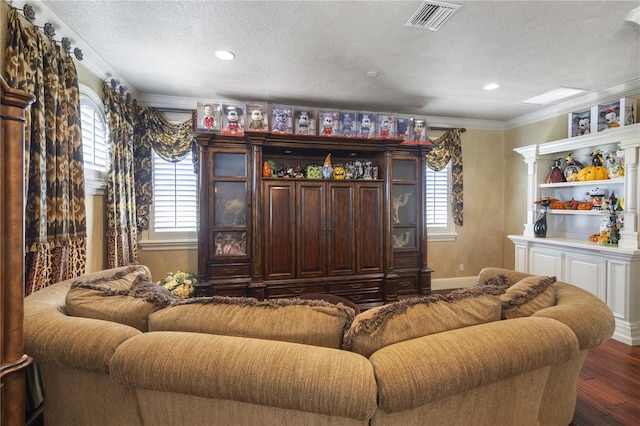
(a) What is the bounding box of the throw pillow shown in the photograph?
[500,275,557,319]
[343,286,502,358]
[148,296,355,349]
[65,266,178,331]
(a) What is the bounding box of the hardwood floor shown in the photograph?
[571,339,640,425]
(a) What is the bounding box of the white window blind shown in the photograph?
[80,102,107,169]
[153,152,197,233]
[425,164,450,228]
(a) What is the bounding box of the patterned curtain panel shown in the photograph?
[104,82,137,268]
[4,9,87,295]
[133,107,195,231]
[426,128,463,226]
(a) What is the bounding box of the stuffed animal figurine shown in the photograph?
[378,115,393,138]
[321,115,334,136]
[200,104,217,130]
[318,111,338,136]
[578,117,591,135]
[223,105,243,134]
[340,113,355,136]
[603,107,620,128]
[272,107,292,133]
[247,105,267,131]
[413,119,426,142]
[295,110,313,135]
[358,113,374,138]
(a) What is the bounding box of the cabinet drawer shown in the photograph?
[211,284,248,297]
[267,284,326,298]
[210,263,250,278]
[329,281,380,294]
[396,274,418,294]
[341,291,382,304]
[394,254,418,269]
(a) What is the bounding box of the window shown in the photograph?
[80,97,107,170]
[425,163,457,241]
[152,152,197,237]
[79,86,108,195]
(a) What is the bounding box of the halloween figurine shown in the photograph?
[322,153,333,179]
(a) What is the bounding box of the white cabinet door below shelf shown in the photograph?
[564,252,606,300]
[529,246,562,278]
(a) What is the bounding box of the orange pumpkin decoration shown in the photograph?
[577,201,593,210]
[577,166,609,181]
[564,199,579,210]
[550,200,565,209]
[589,234,599,242]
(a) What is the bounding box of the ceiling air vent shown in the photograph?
[405,1,461,31]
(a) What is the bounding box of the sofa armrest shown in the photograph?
[24,280,141,374]
[109,331,377,421]
[370,317,580,414]
[532,282,615,350]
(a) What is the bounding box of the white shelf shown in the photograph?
[537,123,640,155]
[548,209,611,216]
[540,178,624,188]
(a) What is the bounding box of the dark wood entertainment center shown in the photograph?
[194,131,432,309]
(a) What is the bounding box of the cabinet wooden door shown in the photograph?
[263,181,296,280]
[327,183,355,275]
[355,183,384,274]
[263,180,383,280]
[298,182,326,278]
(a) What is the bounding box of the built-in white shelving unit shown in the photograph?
[509,123,640,345]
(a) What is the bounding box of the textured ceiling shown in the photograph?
[34,0,640,123]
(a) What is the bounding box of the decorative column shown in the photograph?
[618,138,639,250]
[514,145,539,237]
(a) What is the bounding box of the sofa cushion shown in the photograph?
[343,285,503,358]
[65,266,179,331]
[148,296,355,349]
[500,275,557,319]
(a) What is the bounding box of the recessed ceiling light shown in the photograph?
[521,87,588,105]
[214,50,235,61]
[483,83,500,91]
[366,71,379,78]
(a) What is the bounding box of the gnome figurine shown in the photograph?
[322,153,333,180]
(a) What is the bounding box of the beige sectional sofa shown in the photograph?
[23,265,615,426]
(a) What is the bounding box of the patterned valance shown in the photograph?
[426,128,463,226]
[133,107,195,232]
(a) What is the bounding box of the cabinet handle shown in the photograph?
[350,295,362,301]
[349,283,362,289]
[223,268,238,274]
[398,259,410,265]
[399,281,409,287]
[292,288,304,294]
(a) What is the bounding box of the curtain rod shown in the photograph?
[7,2,83,61]
[156,107,195,114]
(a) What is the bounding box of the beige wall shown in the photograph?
[137,248,198,282]
[428,129,505,279]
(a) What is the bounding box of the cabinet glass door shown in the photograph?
[392,159,418,250]
[211,151,249,258]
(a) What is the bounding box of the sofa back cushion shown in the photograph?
[500,275,557,319]
[343,285,504,358]
[148,296,355,349]
[66,265,179,331]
